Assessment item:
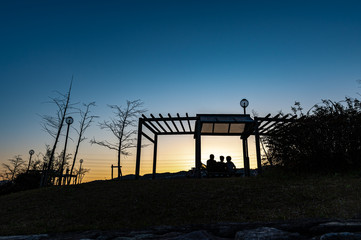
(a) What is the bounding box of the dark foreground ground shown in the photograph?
[3,219,361,239]
[1,175,361,238]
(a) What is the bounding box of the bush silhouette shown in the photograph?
[264,98,361,174]
[14,172,42,190]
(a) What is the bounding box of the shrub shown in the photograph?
[264,98,361,174]
[14,172,42,190]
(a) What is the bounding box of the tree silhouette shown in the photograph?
[75,167,89,184]
[40,81,74,186]
[67,102,97,185]
[91,100,146,180]
[1,155,25,181]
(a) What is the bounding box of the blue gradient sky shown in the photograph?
[1,0,361,181]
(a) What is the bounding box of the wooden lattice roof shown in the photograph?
[141,113,196,135]
[254,114,299,136]
[140,113,298,137]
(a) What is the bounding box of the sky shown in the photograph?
[1,0,361,182]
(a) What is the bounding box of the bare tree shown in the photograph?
[1,155,25,181]
[91,100,146,180]
[40,81,74,186]
[29,152,45,171]
[75,167,90,184]
[67,102,97,185]
[56,151,72,174]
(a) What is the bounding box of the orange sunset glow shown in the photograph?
[1,1,360,185]
[80,134,259,182]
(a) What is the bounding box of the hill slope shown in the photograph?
[1,176,361,235]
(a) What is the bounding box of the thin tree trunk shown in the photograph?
[43,81,72,187]
[67,134,80,185]
[117,143,121,179]
[117,105,128,180]
[67,102,96,185]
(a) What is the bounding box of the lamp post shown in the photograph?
[27,149,35,173]
[58,116,73,186]
[240,99,250,176]
[240,98,249,114]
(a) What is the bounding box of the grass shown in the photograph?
[1,175,361,235]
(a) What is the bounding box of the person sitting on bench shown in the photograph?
[206,154,216,172]
[226,156,236,176]
[218,155,227,175]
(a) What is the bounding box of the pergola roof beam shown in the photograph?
[198,132,250,136]
[257,113,281,132]
[254,114,270,133]
[259,114,290,134]
[148,121,162,133]
[141,115,158,134]
[140,113,197,134]
[142,116,197,122]
[159,114,174,133]
[140,113,298,137]
[142,114,160,134]
[177,113,186,132]
[259,115,298,135]
[151,114,167,132]
[168,113,180,132]
[256,114,297,123]
[255,113,271,121]
[142,122,158,134]
[142,132,155,143]
[154,131,195,136]
[142,114,163,133]
[265,115,298,135]
[186,113,193,132]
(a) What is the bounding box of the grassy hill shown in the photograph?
[1,175,361,236]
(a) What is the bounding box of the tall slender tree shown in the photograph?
[40,81,74,186]
[67,102,97,185]
[91,100,146,179]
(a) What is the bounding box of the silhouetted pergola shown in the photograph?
[135,113,296,179]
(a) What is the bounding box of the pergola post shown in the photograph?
[242,137,250,177]
[135,118,143,180]
[195,119,202,178]
[254,119,262,175]
[195,134,201,178]
[152,134,158,179]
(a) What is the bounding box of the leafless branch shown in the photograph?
[40,80,74,186]
[1,155,25,181]
[67,102,98,185]
[91,99,146,179]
